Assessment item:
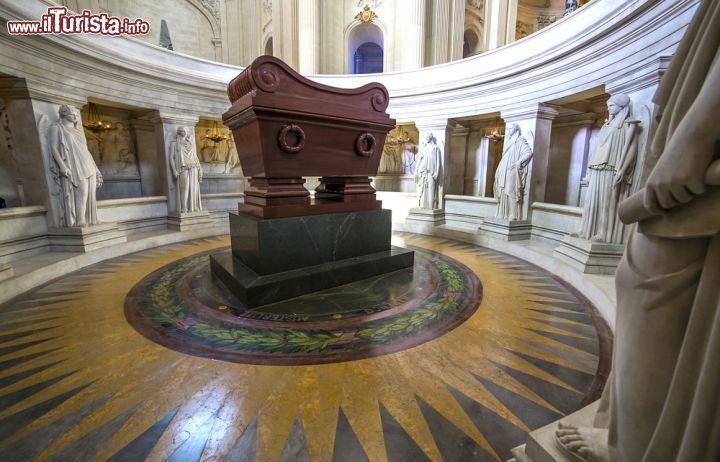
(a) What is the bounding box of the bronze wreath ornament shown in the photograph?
[355,132,376,157]
[278,123,306,153]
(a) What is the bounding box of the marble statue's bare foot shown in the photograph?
[554,423,609,462]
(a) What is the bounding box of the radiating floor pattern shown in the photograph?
[0,233,611,462]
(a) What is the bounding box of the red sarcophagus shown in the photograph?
[223,56,395,218]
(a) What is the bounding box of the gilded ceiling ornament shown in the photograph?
[355,4,378,23]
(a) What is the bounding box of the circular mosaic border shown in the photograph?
[125,247,483,365]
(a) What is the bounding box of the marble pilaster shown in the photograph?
[484,0,519,50]
[429,0,450,66]
[298,0,319,74]
[272,0,299,70]
[400,0,426,70]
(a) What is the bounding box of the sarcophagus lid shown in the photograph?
[222,56,395,178]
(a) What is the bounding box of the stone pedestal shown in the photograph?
[404,208,445,234]
[554,236,624,275]
[509,401,599,462]
[0,263,14,282]
[48,223,127,253]
[167,211,213,232]
[480,217,532,241]
[372,173,402,192]
[399,174,417,193]
[211,209,414,307]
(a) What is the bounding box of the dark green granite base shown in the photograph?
[210,246,415,307]
[229,209,393,275]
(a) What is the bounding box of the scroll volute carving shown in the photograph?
[226,56,390,120]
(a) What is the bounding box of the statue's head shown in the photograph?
[506,123,520,137]
[607,94,630,116]
[58,105,77,123]
[424,133,436,144]
[176,126,187,138]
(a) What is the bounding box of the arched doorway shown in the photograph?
[347,22,384,74]
[354,42,383,74]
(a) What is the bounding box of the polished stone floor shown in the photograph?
[0,233,611,462]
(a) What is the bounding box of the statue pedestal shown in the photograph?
[48,223,127,253]
[167,211,213,232]
[480,217,532,241]
[554,236,624,275]
[210,209,414,307]
[0,263,13,282]
[509,400,599,462]
[404,208,445,234]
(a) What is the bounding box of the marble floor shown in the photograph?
[0,233,611,462]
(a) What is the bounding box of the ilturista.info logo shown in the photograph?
[7,7,150,36]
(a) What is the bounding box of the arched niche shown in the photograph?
[463,28,483,58]
[346,22,384,74]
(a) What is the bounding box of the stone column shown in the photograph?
[298,0,319,74]
[401,0,426,70]
[151,112,212,231]
[545,116,598,206]
[428,0,465,64]
[449,0,465,61]
[464,120,502,197]
[448,123,469,195]
[429,0,450,66]
[484,0,519,50]
[129,118,161,196]
[272,0,299,70]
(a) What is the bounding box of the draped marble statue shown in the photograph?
[575,94,640,243]
[169,126,203,213]
[402,143,417,175]
[48,105,103,227]
[556,1,720,460]
[415,133,443,209]
[493,123,533,220]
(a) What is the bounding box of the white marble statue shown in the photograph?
[402,143,417,175]
[378,143,401,174]
[48,105,103,227]
[84,129,103,166]
[223,137,241,174]
[493,123,533,220]
[199,129,219,163]
[556,1,720,460]
[415,133,443,209]
[169,126,203,213]
[575,94,640,243]
[101,122,138,175]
